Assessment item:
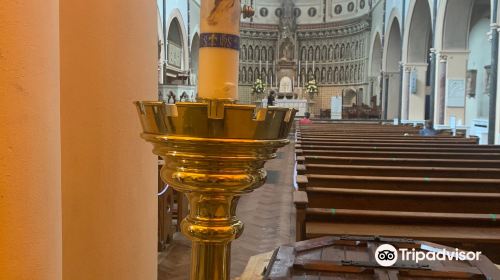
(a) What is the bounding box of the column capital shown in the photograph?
[439,54,448,62]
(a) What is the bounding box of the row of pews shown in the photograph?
[158,158,188,251]
[293,122,500,263]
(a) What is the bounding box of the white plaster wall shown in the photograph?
[467,17,491,125]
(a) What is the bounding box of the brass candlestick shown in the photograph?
[135,100,295,279]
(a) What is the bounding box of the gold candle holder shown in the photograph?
[135,100,295,279]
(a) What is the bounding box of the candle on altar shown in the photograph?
[198,0,241,100]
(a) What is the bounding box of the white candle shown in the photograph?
[198,0,241,100]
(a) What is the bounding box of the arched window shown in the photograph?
[334,67,339,83]
[308,47,314,61]
[255,46,260,61]
[242,67,247,83]
[327,68,333,83]
[321,46,327,61]
[334,44,340,60]
[328,45,334,61]
[315,47,320,61]
[268,47,274,61]
[321,68,326,83]
[262,47,267,61]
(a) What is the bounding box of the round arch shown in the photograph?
[383,15,402,120]
[166,9,189,71]
[403,0,432,63]
[369,33,383,78]
[190,33,200,86]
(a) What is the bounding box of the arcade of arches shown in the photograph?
[157,0,500,144]
[3,1,500,280]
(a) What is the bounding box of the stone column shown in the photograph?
[497,24,500,143]
[436,54,448,125]
[386,71,401,120]
[401,65,412,120]
[60,1,157,279]
[382,73,389,119]
[0,1,62,279]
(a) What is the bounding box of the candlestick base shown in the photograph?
[135,100,295,280]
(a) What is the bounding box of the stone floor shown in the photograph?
[158,140,296,280]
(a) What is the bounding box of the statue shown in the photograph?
[280,39,294,61]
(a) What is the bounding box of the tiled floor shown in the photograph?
[158,141,296,279]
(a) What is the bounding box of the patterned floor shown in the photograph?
[158,141,296,279]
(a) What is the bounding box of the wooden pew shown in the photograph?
[297,155,500,168]
[158,158,174,251]
[296,149,500,160]
[297,174,500,192]
[297,142,481,148]
[294,123,500,262]
[294,190,500,263]
[297,164,500,179]
[296,144,500,153]
[298,138,479,144]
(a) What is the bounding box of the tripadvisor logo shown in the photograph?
[375,244,398,267]
[374,244,482,267]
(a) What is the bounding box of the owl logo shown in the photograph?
[208,0,239,25]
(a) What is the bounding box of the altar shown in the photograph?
[261,98,308,117]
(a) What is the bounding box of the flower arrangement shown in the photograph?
[305,78,319,97]
[252,78,266,95]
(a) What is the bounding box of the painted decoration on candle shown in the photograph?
[200,33,240,50]
[208,0,238,25]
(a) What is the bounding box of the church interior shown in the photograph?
[2,0,500,279]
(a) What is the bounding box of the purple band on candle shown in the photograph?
[200,33,240,51]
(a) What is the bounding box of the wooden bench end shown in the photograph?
[293,191,309,207]
[296,175,308,190]
[296,164,307,175]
